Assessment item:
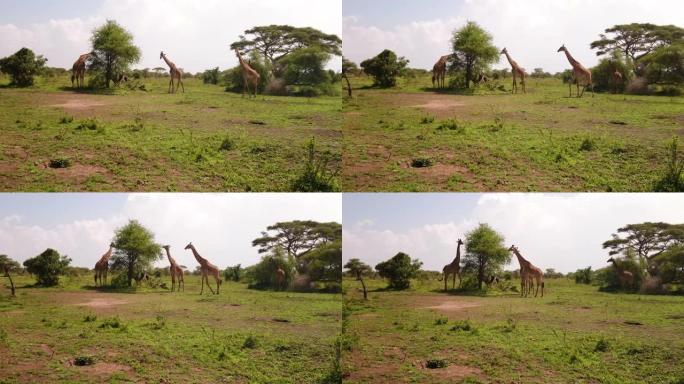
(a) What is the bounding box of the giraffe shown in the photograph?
[432,55,451,89]
[509,245,531,296]
[235,49,260,98]
[510,245,544,297]
[612,69,623,94]
[607,257,634,289]
[94,243,114,286]
[557,44,594,98]
[438,239,464,291]
[160,51,185,94]
[71,53,90,88]
[163,245,184,292]
[184,242,221,295]
[275,267,286,290]
[500,48,526,94]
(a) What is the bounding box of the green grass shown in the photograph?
[343,74,684,191]
[0,274,341,383]
[342,277,684,384]
[0,75,341,192]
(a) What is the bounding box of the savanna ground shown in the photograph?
[343,75,684,191]
[342,277,684,384]
[0,75,341,191]
[0,274,341,383]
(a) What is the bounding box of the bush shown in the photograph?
[242,335,257,349]
[590,53,631,93]
[290,138,340,192]
[74,356,95,366]
[219,137,236,151]
[626,77,650,95]
[654,137,684,192]
[425,359,448,369]
[360,49,409,88]
[411,158,433,168]
[0,47,47,87]
[245,248,295,290]
[22,248,71,286]
[579,138,597,152]
[48,158,71,169]
[594,338,609,352]
[223,264,242,282]
[574,267,593,284]
[375,252,423,290]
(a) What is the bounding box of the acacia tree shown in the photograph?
[590,23,684,64]
[450,22,499,88]
[23,249,71,286]
[0,255,20,296]
[110,220,161,287]
[344,258,372,299]
[462,224,510,290]
[89,20,141,88]
[375,252,422,290]
[360,49,408,88]
[342,57,357,97]
[0,47,47,87]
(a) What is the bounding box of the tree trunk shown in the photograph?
[359,278,367,300]
[4,267,15,297]
[477,258,484,290]
[465,63,472,89]
[343,73,352,97]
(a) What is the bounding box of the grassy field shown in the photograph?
[0,274,341,384]
[0,75,341,192]
[343,74,684,191]
[342,277,684,384]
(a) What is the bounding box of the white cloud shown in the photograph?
[0,193,341,270]
[343,194,684,273]
[344,0,684,72]
[1,0,341,73]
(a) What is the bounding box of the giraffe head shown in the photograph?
[234,48,242,59]
[500,47,508,55]
[160,51,165,60]
[109,242,115,248]
[557,44,567,53]
[162,245,170,251]
[607,257,615,263]
[184,242,193,250]
[457,238,464,246]
[508,245,518,253]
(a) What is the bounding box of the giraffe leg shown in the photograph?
[180,78,185,93]
[103,270,107,285]
[444,273,447,291]
[200,274,205,295]
[452,273,456,290]
[206,274,215,295]
[458,274,461,289]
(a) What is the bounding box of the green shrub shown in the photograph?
[48,158,71,169]
[22,248,71,286]
[654,137,684,192]
[74,356,95,366]
[579,138,597,151]
[242,335,257,349]
[290,138,340,192]
[83,315,97,322]
[99,317,123,329]
[425,359,448,369]
[375,252,422,290]
[76,119,99,131]
[450,320,474,332]
[594,338,609,352]
[0,47,47,87]
[59,116,74,124]
[411,158,432,168]
[219,137,236,151]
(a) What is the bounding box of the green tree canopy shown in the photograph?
[280,46,331,86]
[653,244,684,284]
[590,23,684,63]
[252,220,341,258]
[375,252,423,290]
[450,21,499,88]
[230,25,341,64]
[344,258,372,299]
[23,248,71,286]
[462,223,510,289]
[301,240,341,282]
[602,222,684,264]
[641,43,684,85]
[0,47,47,87]
[0,255,21,274]
[245,248,296,290]
[360,49,409,88]
[110,220,161,287]
[89,20,141,88]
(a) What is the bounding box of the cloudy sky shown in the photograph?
[0,193,341,269]
[343,0,684,73]
[0,0,341,73]
[343,193,684,273]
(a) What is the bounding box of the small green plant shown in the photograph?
[450,320,474,332]
[290,138,340,192]
[73,356,95,366]
[152,315,166,330]
[0,328,7,345]
[502,317,517,333]
[242,335,257,349]
[99,317,122,329]
[59,116,73,124]
[83,314,97,322]
[579,137,597,151]
[219,137,236,151]
[48,158,71,169]
[420,116,435,124]
[654,136,684,192]
[594,337,609,352]
[217,351,227,361]
[425,359,448,369]
[76,118,98,131]
[434,317,448,325]
[437,119,459,131]
[411,158,432,168]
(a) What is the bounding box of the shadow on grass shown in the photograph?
[80,285,150,294]
[56,86,118,95]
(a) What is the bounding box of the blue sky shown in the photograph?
[0,0,341,73]
[0,193,341,269]
[343,193,684,273]
[343,0,684,72]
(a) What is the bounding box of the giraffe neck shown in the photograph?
[164,248,176,266]
[563,49,580,68]
[162,55,175,70]
[513,250,528,269]
[504,52,518,70]
[451,242,461,266]
[189,245,206,265]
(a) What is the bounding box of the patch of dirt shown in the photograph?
[72,361,134,379]
[425,301,482,312]
[40,162,112,185]
[74,298,128,308]
[37,344,54,357]
[51,99,106,110]
[411,99,466,112]
[421,363,485,381]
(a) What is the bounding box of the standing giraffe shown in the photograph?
[607,257,634,289]
[94,243,114,286]
[500,48,526,94]
[275,267,285,290]
[509,245,531,296]
[557,44,594,98]
[438,239,464,291]
[510,245,544,297]
[234,49,260,98]
[612,69,623,94]
[71,53,90,88]
[184,242,221,295]
[432,55,451,89]
[160,51,185,94]
[163,245,184,292]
